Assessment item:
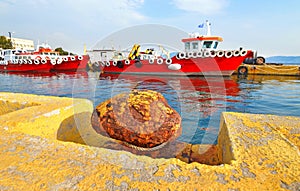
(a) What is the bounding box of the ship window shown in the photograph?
[185,42,190,51]
[202,41,213,48]
[192,42,198,49]
[213,42,219,49]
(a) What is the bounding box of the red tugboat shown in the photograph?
[31,43,90,72]
[100,21,257,76]
[0,48,52,72]
[0,43,89,72]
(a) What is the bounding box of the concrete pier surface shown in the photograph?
[0,92,299,190]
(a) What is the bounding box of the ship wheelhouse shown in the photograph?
[182,35,223,52]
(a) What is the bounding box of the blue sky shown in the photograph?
[1,0,299,56]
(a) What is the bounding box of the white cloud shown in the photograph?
[0,0,148,53]
[172,0,229,15]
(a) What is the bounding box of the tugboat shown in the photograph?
[0,43,89,72]
[0,48,52,72]
[100,21,257,76]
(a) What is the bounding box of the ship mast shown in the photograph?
[206,20,211,36]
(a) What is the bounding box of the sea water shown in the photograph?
[0,71,299,144]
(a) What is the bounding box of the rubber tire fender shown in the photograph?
[237,65,248,76]
[135,60,142,68]
[117,61,124,68]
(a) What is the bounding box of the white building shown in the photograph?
[6,37,35,50]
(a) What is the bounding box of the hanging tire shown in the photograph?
[225,51,233,58]
[256,56,265,65]
[165,58,172,65]
[157,58,163,64]
[117,61,124,68]
[135,60,142,68]
[125,60,130,65]
[217,50,225,57]
[237,66,248,76]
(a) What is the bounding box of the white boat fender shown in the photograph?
[197,51,203,58]
[125,60,130,65]
[178,52,185,59]
[13,60,18,64]
[204,51,211,57]
[23,59,27,64]
[165,58,172,65]
[34,59,40,65]
[78,55,83,60]
[57,58,63,64]
[210,50,217,57]
[41,59,47,64]
[149,58,154,64]
[192,52,198,58]
[51,59,56,65]
[63,57,68,61]
[225,50,233,58]
[188,52,193,58]
[217,50,225,57]
[240,50,248,56]
[27,59,33,64]
[19,60,23,64]
[101,61,106,67]
[71,56,76,61]
[233,50,240,57]
[105,61,110,67]
[157,58,163,64]
[168,63,181,70]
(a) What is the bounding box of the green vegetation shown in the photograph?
[54,47,74,55]
[0,36,13,49]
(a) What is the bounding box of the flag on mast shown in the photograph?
[198,23,204,28]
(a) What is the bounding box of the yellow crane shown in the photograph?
[128,44,140,60]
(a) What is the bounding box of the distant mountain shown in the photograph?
[266,56,300,64]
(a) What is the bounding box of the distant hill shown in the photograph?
[266,56,300,64]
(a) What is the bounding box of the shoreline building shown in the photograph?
[6,36,35,50]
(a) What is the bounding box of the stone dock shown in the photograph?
[0,92,299,190]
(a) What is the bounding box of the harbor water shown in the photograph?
[1,70,299,145]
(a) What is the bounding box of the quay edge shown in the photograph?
[0,92,299,190]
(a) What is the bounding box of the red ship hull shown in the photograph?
[0,60,52,72]
[0,55,90,72]
[51,55,90,71]
[101,50,254,76]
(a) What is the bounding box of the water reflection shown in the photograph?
[1,71,299,145]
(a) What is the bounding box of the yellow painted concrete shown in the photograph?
[0,92,93,140]
[0,92,299,190]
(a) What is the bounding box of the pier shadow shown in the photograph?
[57,112,222,165]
